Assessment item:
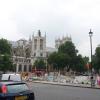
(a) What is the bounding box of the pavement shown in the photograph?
[30,80,100,89]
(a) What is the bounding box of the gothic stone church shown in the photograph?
[11,30,48,72]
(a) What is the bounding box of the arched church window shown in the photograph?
[29,65,32,72]
[34,53,36,57]
[24,65,27,72]
[40,53,43,57]
[34,39,37,50]
[19,64,22,72]
[40,39,43,50]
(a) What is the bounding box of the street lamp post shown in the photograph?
[89,29,94,87]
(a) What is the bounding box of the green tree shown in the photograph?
[74,54,86,72]
[58,41,78,57]
[48,41,87,73]
[48,42,76,71]
[92,46,100,72]
[47,52,58,70]
[34,59,46,69]
[0,38,13,73]
[56,53,70,70]
[83,56,89,64]
[0,39,11,54]
[58,41,78,71]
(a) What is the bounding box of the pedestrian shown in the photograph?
[96,74,100,86]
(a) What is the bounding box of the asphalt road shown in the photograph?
[28,82,100,100]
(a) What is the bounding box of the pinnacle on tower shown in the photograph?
[38,30,41,37]
[29,35,31,41]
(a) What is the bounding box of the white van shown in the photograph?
[1,73,22,81]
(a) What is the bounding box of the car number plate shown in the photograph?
[15,96,28,100]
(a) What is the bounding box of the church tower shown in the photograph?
[31,30,46,63]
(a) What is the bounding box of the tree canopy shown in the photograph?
[0,39,11,55]
[33,59,46,69]
[0,38,13,73]
[92,46,100,72]
[48,41,88,72]
[58,41,78,57]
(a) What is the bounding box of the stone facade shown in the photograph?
[12,38,32,73]
[11,30,55,72]
[55,36,72,49]
[11,31,71,73]
[31,30,46,64]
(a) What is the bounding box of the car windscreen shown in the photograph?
[7,83,29,93]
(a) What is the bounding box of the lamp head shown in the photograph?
[89,29,93,36]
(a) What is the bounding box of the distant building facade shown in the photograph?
[11,31,71,73]
[31,30,46,64]
[55,36,72,49]
[11,30,56,73]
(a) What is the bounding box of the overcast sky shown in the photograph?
[0,0,100,57]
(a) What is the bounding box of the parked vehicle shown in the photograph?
[0,81,35,100]
[1,73,22,81]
